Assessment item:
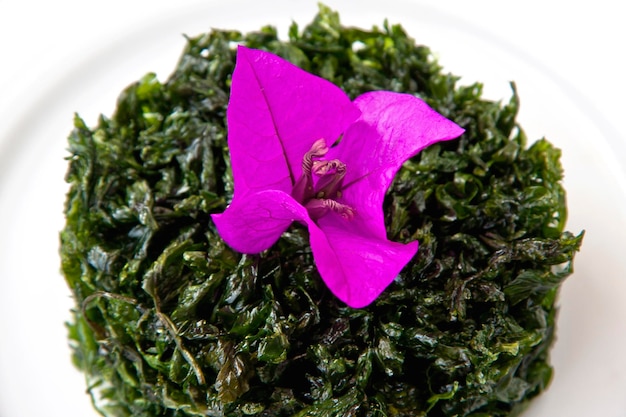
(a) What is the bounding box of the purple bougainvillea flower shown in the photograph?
[211,46,464,308]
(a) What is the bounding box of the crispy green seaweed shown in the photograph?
[61,5,583,417]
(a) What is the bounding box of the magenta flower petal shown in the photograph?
[309,216,418,308]
[326,91,465,239]
[227,46,360,198]
[212,47,465,308]
[211,190,309,254]
[212,187,416,308]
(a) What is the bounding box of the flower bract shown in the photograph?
[211,46,464,307]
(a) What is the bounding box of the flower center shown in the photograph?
[292,139,355,220]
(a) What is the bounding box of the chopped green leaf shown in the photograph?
[61,5,583,416]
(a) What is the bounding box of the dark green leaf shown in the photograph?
[61,4,583,416]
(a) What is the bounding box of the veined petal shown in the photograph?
[212,189,417,308]
[326,91,465,239]
[227,46,360,198]
[211,190,309,254]
[216,51,463,309]
[309,217,418,308]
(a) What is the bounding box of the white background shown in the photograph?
[1,1,625,416]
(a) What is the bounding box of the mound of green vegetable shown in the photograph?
[61,6,583,416]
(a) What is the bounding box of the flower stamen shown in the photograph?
[292,139,329,202]
[302,139,329,175]
[312,159,345,176]
[292,139,354,221]
[305,198,355,221]
[313,159,346,200]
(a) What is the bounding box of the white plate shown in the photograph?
[1,1,625,416]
